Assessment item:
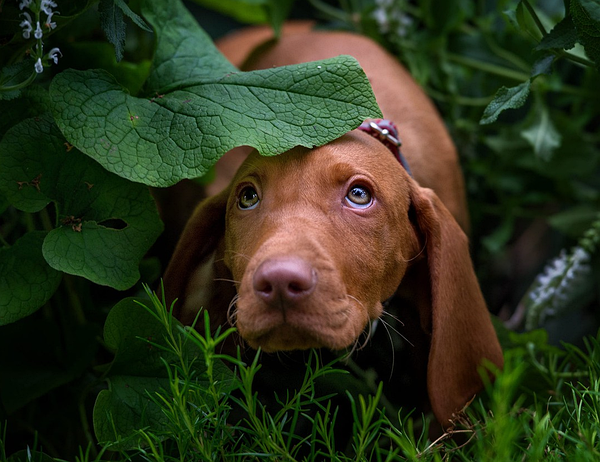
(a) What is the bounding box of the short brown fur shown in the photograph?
[163,23,503,427]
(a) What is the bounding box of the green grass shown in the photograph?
[4,288,600,461]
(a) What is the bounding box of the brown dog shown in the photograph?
[163,23,503,427]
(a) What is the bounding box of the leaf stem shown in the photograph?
[39,207,54,232]
[484,34,531,73]
[308,0,352,24]
[446,53,598,99]
[559,50,596,68]
[78,392,99,459]
[426,88,492,106]
[446,53,530,81]
[0,71,38,93]
[64,274,86,325]
[522,0,548,36]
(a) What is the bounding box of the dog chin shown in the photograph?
[240,323,361,352]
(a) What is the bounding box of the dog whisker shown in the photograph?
[356,319,374,352]
[399,235,428,263]
[227,294,239,326]
[346,294,365,311]
[379,315,414,348]
[380,309,405,327]
[213,277,241,285]
[376,318,397,380]
[222,250,252,262]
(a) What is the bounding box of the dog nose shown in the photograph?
[253,257,316,307]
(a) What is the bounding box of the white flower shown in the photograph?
[34,58,44,73]
[41,0,58,15]
[45,9,58,29]
[395,13,413,38]
[373,8,389,33]
[48,47,62,64]
[20,11,33,39]
[34,21,43,39]
[19,0,32,10]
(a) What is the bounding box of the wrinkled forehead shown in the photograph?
[233,130,406,182]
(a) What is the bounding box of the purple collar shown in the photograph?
[358,119,412,176]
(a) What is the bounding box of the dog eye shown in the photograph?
[238,186,260,209]
[345,185,373,208]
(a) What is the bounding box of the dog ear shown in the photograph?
[408,184,504,427]
[163,186,235,330]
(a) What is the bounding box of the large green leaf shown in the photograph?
[0,232,62,326]
[93,297,234,450]
[0,115,163,290]
[50,0,381,187]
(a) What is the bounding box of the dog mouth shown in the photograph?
[243,323,326,352]
[234,298,370,352]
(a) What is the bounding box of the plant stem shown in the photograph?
[0,71,38,93]
[522,0,548,36]
[309,0,352,23]
[559,50,596,68]
[446,53,530,81]
[484,35,531,73]
[426,88,492,106]
[78,394,99,459]
[64,274,86,325]
[39,207,54,232]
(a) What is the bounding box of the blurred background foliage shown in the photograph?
[1,0,599,459]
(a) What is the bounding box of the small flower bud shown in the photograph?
[20,12,33,39]
[19,0,33,10]
[34,58,44,74]
[41,0,58,15]
[48,47,62,64]
[34,21,43,39]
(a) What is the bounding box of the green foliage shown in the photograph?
[98,0,151,62]
[49,0,379,187]
[190,0,295,36]
[480,80,531,125]
[0,114,163,292]
[0,0,380,457]
[0,232,61,325]
[324,0,600,324]
[0,0,379,317]
[2,0,600,459]
[7,289,600,461]
[93,295,235,451]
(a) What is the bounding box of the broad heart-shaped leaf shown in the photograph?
[0,115,163,290]
[93,297,234,450]
[0,231,62,326]
[480,80,531,125]
[49,0,381,188]
[571,0,600,69]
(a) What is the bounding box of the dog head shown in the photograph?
[163,129,503,425]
